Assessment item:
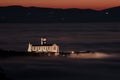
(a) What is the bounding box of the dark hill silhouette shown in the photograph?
[0,6,120,23]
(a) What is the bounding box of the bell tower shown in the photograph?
[41,37,47,45]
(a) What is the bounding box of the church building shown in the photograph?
[27,38,59,56]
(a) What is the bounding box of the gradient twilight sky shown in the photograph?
[0,0,120,10]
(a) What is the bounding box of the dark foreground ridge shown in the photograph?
[0,49,70,57]
[1,49,120,80]
[0,49,29,57]
[0,49,95,58]
[0,6,120,23]
[0,52,120,80]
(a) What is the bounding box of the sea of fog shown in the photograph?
[0,23,120,80]
[0,23,120,54]
[1,56,120,80]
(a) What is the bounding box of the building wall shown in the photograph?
[28,43,59,53]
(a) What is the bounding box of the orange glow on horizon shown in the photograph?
[0,0,120,10]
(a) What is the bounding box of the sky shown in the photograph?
[0,0,120,10]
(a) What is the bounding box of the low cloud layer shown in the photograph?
[68,52,117,59]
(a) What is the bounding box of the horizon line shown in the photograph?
[0,5,120,11]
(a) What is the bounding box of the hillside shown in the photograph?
[0,6,120,23]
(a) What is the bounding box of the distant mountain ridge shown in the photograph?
[0,6,120,23]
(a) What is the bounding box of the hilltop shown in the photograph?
[0,6,120,23]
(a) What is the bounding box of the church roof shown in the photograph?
[32,44,54,46]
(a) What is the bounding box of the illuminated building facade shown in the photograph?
[27,38,59,56]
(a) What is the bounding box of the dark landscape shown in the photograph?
[0,6,120,23]
[1,56,120,80]
[0,50,120,80]
[0,5,120,80]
